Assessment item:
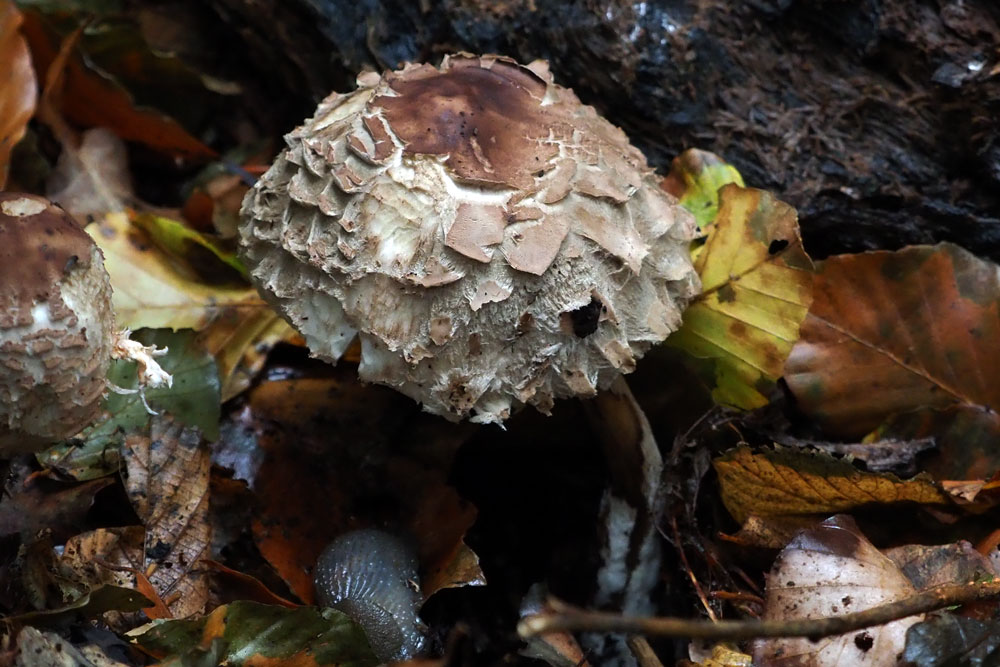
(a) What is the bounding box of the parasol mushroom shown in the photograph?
[239,54,700,423]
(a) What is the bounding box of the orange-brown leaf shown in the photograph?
[785,243,1000,437]
[0,1,37,188]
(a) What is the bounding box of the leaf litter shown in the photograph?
[2,5,1000,665]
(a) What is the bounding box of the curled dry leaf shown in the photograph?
[754,515,924,666]
[0,0,36,189]
[714,445,950,525]
[785,243,1000,437]
[122,414,211,619]
[666,184,813,409]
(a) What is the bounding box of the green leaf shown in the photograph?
[132,602,378,667]
[130,211,247,283]
[662,148,745,231]
[37,329,220,479]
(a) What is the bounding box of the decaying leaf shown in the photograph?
[0,0,37,188]
[231,371,482,604]
[0,471,111,541]
[714,445,950,524]
[131,601,377,667]
[14,626,131,667]
[903,613,1000,667]
[89,211,266,330]
[37,328,220,480]
[754,515,924,666]
[661,148,745,231]
[785,243,1000,437]
[667,185,813,409]
[46,126,131,220]
[20,10,215,160]
[122,415,211,619]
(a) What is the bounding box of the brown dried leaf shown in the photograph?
[714,445,950,524]
[20,11,214,161]
[753,515,924,666]
[0,1,36,188]
[0,465,111,542]
[122,415,210,618]
[785,243,1000,437]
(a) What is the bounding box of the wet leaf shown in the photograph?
[714,445,950,524]
[132,601,377,667]
[869,406,1000,481]
[0,0,37,188]
[785,243,1000,437]
[886,542,998,592]
[122,415,210,619]
[234,372,481,604]
[10,583,152,626]
[37,328,220,480]
[89,211,266,330]
[195,305,297,402]
[903,613,1000,667]
[667,185,813,409]
[661,148,745,231]
[0,474,111,541]
[14,626,131,667]
[753,515,924,666]
[20,10,215,160]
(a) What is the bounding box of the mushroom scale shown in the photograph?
[0,193,114,452]
[240,54,700,423]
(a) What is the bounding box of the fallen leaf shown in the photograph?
[661,148,745,231]
[131,601,377,667]
[0,460,111,541]
[785,243,1000,437]
[234,371,482,604]
[46,126,131,220]
[903,613,1000,667]
[20,10,215,160]
[89,211,265,330]
[130,211,246,283]
[37,328,220,480]
[868,406,1000,481]
[122,415,211,618]
[753,515,924,666]
[14,626,132,667]
[195,306,297,402]
[666,185,813,409]
[714,445,950,524]
[0,0,37,188]
[886,542,998,592]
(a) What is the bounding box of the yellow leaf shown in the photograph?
[667,185,813,409]
[714,445,950,524]
[88,210,266,330]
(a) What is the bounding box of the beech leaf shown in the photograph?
[714,445,950,524]
[0,0,36,188]
[753,515,924,667]
[667,184,813,409]
[785,243,1000,437]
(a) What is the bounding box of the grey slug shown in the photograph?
[314,529,427,662]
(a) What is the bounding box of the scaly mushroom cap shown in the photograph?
[240,54,699,423]
[0,193,114,451]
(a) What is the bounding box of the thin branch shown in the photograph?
[519,580,1000,641]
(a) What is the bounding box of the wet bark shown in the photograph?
[206,0,1000,261]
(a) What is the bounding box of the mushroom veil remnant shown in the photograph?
[239,54,700,423]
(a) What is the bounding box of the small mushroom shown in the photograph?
[240,54,700,423]
[0,193,114,452]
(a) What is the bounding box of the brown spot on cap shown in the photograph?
[0,193,96,317]
[375,55,563,189]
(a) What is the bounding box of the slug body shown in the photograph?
[314,529,426,662]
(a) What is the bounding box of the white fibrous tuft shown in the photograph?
[240,54,699,423]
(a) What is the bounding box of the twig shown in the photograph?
[519,580,1000,641]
